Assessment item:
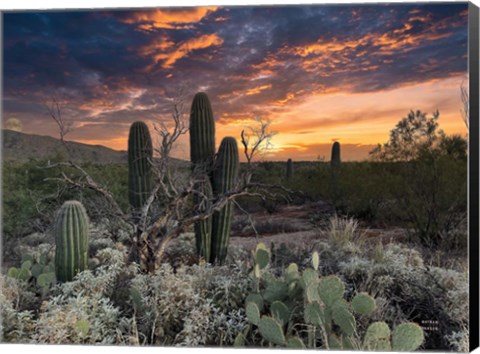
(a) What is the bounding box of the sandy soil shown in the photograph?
[229,201,409,252]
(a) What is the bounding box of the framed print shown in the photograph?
[1,1,479,352]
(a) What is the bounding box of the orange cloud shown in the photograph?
[140,33,224,69]
[122,7,219,30]
[138,36,175,56]
[268,11,463,76]
[246,84,272,96]
[288,40,360,57]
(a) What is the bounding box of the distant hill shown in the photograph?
[2,129,128,164]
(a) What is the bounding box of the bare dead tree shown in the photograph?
[240,115,277,184]
[43,95,132,230]
[45,96,73,146]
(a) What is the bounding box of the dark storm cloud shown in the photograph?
[2,3,468,137]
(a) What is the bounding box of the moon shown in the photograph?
[5,118,23,132]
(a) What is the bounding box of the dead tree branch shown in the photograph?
[240,115,277,185]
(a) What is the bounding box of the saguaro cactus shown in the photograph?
[331,141,341,167]
[211,137,239,264]
[189,92,216,177]
[189,92,216,259]
[128,121,153,210]
[54,200,89,282]
[286,158,293,180]
[330,141,341,207]
[192,177,213,261]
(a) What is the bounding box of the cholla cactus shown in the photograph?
[54,201,89,282]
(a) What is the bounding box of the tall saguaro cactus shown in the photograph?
[286,158,293,180]
[331,141,341,167]
[54,200,89,282]
[189,92,216,178]
[190,92,216,260]
[211,137,239,264]
[128,121,153,211]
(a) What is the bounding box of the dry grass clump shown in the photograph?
[319,215,367,255]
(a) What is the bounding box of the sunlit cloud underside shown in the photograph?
[2,4,468,161]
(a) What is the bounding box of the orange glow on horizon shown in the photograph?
[62,75,468,162]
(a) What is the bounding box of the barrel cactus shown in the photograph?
[54,200,89,282]
[128,121,153,210]
[189,92,216,259]
[331,141,341,167]
[211,137,239,264]
[286,158,293,180]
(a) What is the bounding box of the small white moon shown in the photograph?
[5,118,23,132]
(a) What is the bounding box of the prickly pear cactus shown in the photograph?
[240,242,424,351]
[258,316,286,345]
[392,323,424,351]
[128,121,153,210]
[54,200,89,282]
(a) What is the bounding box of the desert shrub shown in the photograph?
[445,327,469,352]
[162,232,199,268]
[337,243,468,350]
[2,159,130,241]
[370,111,467,247]
[0,275,36,342]
[332,162,393,223]
[32,248,135,344]
[2,159,64,237]
[130,262,250,345]
[83,163,129,211]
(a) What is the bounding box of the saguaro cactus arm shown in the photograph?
[211,136,239,264]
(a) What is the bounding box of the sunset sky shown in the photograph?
[2,3,469,161]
